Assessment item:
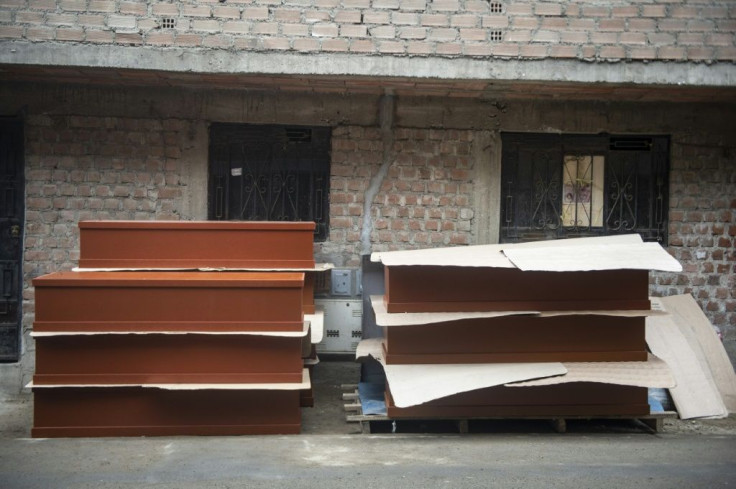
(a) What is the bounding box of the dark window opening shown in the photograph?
[500,133,669,245]
[208,123,331,242]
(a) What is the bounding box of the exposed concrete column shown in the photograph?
[360,92,395,256]
[180,121,209,220]
[472,130,502,244]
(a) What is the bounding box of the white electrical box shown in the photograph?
[314,299,363,354]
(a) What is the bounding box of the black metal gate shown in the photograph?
[208,124,331,241]
[500,133,669,244]
[0,119,24,362]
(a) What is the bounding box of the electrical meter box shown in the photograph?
[314,299,363,354]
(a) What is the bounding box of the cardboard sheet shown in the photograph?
[370,234,644,268]
[371,295,537,326]
[73,263,334,273]
[355,339,567,408]
[647,312,728,419]
[305,307,324,344]
[657,294,736,413]
[506,354,675,388]
[372,295,664,326]
[30,321,310,337]
[27,369,311,391]
[502,242,682,273]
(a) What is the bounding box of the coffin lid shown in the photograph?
[32,271,305,288]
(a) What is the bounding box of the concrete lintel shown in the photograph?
[2,41,735,88]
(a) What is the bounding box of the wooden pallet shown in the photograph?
[342,384,677,434]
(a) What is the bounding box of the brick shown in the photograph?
[322,38,349,51]
[459,28,485,41]
[350,39,376,52]
[599,46,625,59]
[55,27,84,41]
[342,0,369,7]
[243,7,269,20]
[648,33,676,46]
[549,45,577,58]
[393,13,418,25]
[282,23,309,36]
[120,2,147,16]
[108,15,137,30]
[428,27,457,41]
[688,20,715,32]
[373,0,399,8]
[612,6,638,17]
[535,3,562,17]
[175,33,203,47]
[256,35,288,50]
[28,0,56,9]
[706,33,733,47]
[406,40,433,54]
[47,14,77,26]
[115,32,143,45]
[512,16,539,29]
[0,25,24,39]
[505,4,532,16]
[191,19,220,32]
[582,5,609,17]
[628,18,656,31]
[202,34,233,48]
[311,23,338,37]
[505,30,531,43]
[86,29,115,43]
[341,24,367,37]
[420,14,448,27]
[658,46,687,60]
[377,40,405,53]
[463,43,491,56]
[560,31,588,44]
[152,3,179,16]
[78,15,106,27]
[399,26,426,39]
[598,19,625,32]
[182,5,212,18]
[334,11,361,23]
[520,44,548,58]
[658,19,687,31]
[252,22,278,35]
[214,6,241,19]
[363,11,390,24]
[431,0,459,12]
[223,21,251,34]
[642,5,666,17]
[451,15,478,28]
[400,0,426,11]
[59,0,86,11]
[370,25,396,38]
[532,30,559,43]
[541,17,566,29]
[25,26,55,41]
[482,15,508,28]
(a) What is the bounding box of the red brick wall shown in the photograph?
[319,126,476,266]
[2,0,734,62]
[651,133,736,336]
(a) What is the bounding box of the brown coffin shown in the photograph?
[33,271,304,332]
[383,315,647,364]
[303,272,315,314]
[384,266,650,313]
[385,382,649,418]
[78,220,316,269]
[34,334,304,385]
[32,386,301,437]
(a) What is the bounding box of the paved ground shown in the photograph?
[1,361,735,488]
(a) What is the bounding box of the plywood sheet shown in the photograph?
[506,354,674,388]
[646,314,727,419]
[355,339,566,408]
[658,294,736,413]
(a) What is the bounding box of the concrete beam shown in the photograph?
[2,41,736,88]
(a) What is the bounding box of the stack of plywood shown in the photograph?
[365,235,680,420]
[31,221,326,437]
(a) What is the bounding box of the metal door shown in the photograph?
[0,119,24,362]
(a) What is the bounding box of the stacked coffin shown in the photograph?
[31,221,325,437]
[364,234,680,420]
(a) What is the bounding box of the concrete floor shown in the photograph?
[1,361,735,488]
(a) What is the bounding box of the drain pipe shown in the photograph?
[360,91,395,256]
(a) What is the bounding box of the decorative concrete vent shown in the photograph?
[488,1,503,13]
[490,30,503,42]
